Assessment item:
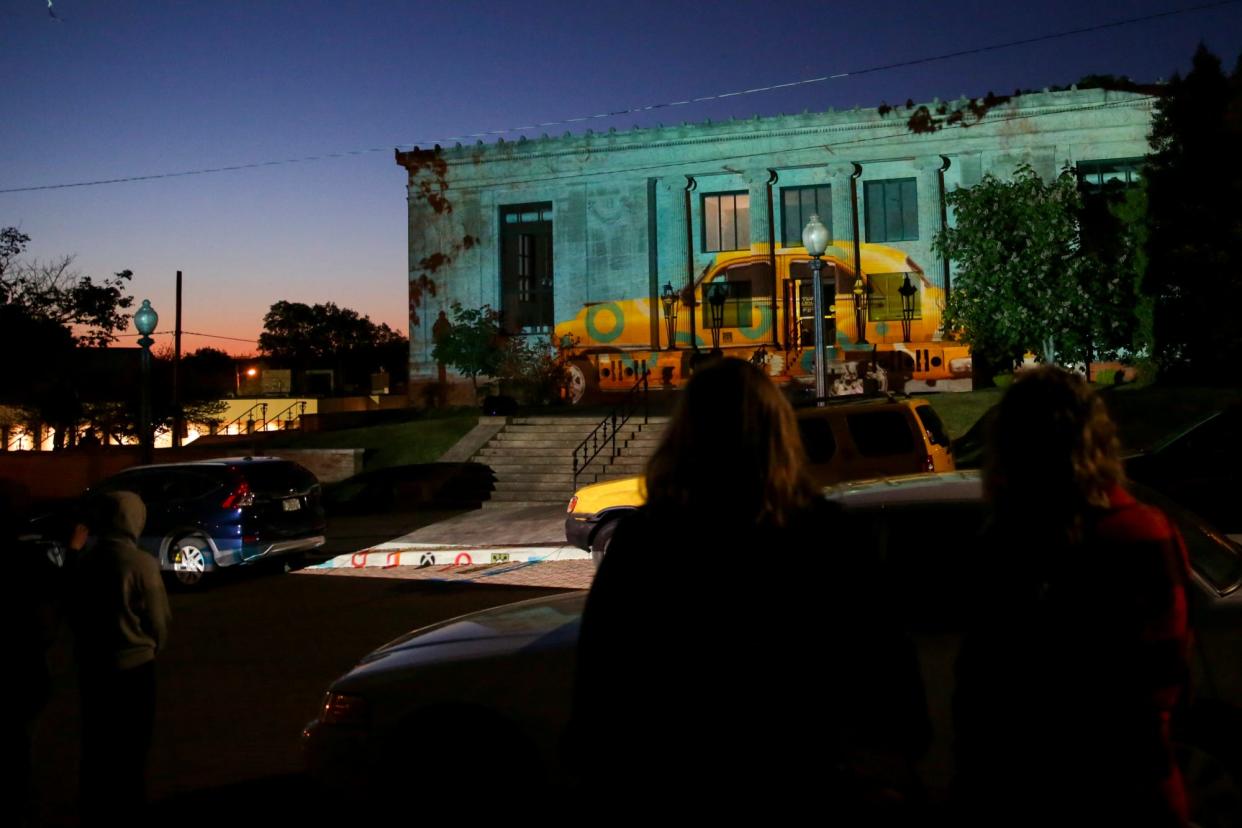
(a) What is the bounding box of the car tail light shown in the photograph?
[221,480,255,509]
[567,495,578,513]
[320,692,369,725]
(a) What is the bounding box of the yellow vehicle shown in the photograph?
[556,244,971,404]
[565,395,955,559]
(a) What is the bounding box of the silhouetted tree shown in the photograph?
[1144,45,1242,383]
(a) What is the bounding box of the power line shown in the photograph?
[1,1,1231,196]
[113,329,257,343]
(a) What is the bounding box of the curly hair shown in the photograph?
[643,358,818,528]
[984,366,1126,524]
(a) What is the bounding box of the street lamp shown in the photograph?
[661,282,679,351]
[133,299,159,464]
[899,273,917,343]
[706,282,728,354]
[852,278,870,345]
[801,215,831,402]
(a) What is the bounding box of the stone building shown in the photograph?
[396,87,1152,400]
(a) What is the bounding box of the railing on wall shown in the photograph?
[572,367,649,490]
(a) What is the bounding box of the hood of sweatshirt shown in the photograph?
[95,490,147,541]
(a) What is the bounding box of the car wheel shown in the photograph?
[589,517,620,568]
[169,534,213,589]
[564,361,598,406]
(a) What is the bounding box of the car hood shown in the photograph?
[348,590,586,676]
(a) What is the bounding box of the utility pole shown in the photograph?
[172,270,183,447]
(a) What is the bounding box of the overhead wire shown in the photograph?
[0,0,1234,195]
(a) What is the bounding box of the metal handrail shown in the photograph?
[572,365,649,490]
[221,402,268,435]
[268,401,308,430]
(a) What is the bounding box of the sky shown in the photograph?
[3,0,1241,355]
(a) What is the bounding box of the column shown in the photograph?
[914,155,951,341]
[743,168,780,347]
[655,175,696,350]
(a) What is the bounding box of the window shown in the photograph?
[867,272,921,323]
[702,192,750,252]
[781,185,832,246]
[864,179,919,243]
[846,411,916,456]
[1076,158,1143,193]
[500,203,554,332]
[798,417,838,464]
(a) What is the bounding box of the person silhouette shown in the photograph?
[953,366,1192,826]
[569,358,929,816]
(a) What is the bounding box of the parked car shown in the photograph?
[84,457,327,587]
[565,394,954,559]
[305,472,1242,823]
[1127,405,1242,545]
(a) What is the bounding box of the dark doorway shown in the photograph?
[500,203,554,333]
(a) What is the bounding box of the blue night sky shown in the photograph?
[3,0,1240,353]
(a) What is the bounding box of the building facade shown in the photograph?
[397,87,1152,398]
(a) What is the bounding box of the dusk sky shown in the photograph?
[3,0,1240,355]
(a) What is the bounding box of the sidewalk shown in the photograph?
[308,503,594,589]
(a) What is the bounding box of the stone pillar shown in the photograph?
[914,155,951,340]
[656,175,696,350]
[826,162,860,251]
[743,168,780,346]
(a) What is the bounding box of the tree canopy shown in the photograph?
[258,300,408,393]
[1,227,134,348]
[935,165,1137,379]
[1143,45,1242,383]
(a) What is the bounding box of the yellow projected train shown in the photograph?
[555,242,972,403]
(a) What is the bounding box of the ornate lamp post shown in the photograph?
[661,282,679,351]
[899,273,917,343]
[801,215,831,402]
[706,282,728,354]
[852,278,870,345]
[133,299,159,464]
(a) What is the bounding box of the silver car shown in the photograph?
[303,472,1242,822]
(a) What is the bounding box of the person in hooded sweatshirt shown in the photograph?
[70,490,170,824]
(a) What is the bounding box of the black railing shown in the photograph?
[572,366,649,490]
[269,401,308,430]
[221,402,268,435]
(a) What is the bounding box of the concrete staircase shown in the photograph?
[473,415,669,506]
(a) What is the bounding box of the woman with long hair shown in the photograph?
[570,358,929,814]
[955,366,1192,825]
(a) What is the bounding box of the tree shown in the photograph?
[1,229,134,347]
[0,228,135,447]
[935,165,1135,382]
[430,303,504,391]
[1143,45,1242,383]
[258,300,408,393]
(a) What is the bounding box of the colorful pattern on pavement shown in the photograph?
[299,559,595,589]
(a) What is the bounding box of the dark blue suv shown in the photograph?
[90,457,327,587]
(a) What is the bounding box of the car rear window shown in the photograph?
[798,417,837,463]
[915,406,951,447]
[846,410,915,457]
[235,462,318,494]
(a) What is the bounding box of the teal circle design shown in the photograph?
[738,306,772,341]
[585,302,625,343]
[836,330,852,346]
[875,321,890,337]
[799,350,814,372]
[675,331,706,348]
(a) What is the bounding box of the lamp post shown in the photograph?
[899,273,917,343]
[133,299,159,464]
[661,282,679,351]
[801,215,830,402]
[706,282,727,354]
[852,279,869,345]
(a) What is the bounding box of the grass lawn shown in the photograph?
[924,383,1242,452]
[263,410,479,472]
